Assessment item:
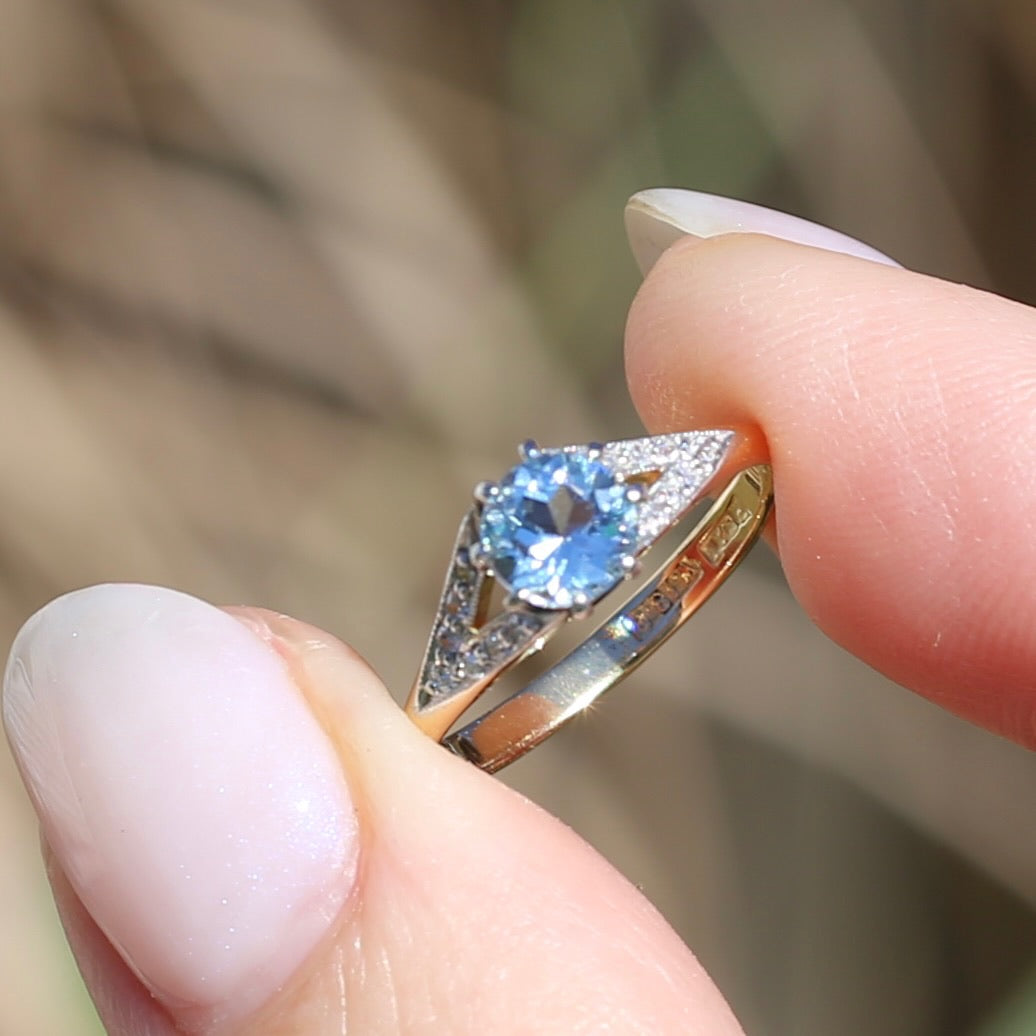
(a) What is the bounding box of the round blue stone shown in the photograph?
[479,452,638,610]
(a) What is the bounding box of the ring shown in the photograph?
[405,429,773,772]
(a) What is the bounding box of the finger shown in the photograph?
[625,188,901,273]
[2,584,742,1034]
[623,191,1036,746]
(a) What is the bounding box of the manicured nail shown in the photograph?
[624,188,900,275]
[2,584,358,1025]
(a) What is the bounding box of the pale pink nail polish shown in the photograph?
[625,187,900,275]
[2,584,358,1026]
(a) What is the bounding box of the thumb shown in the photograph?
[3,584,740,1034]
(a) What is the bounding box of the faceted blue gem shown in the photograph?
[478,452,638,610]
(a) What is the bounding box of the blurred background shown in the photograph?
[1,1,1034,1033]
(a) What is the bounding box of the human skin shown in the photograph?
[3,191,1035,1033]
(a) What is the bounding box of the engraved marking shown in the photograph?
[699,498,755,566]
[626,556,704,641]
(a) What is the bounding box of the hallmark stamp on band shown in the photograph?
[626,556,705,641]
[699,502,754,567]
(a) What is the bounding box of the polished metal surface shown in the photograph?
[445,464,773,771]
[406,430,773,771]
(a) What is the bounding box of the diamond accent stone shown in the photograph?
[424,608,552,700]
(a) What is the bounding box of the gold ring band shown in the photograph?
[406,430,772,772]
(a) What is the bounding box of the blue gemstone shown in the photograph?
[479,452,638,610]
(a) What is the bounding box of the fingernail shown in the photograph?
[2,584,358,1026]
[624,188,900,275]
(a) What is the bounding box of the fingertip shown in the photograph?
[45,846,178,1036]
[237,613,745,1035]
[2,585,360,1033]
[625,233,1036,743]
[9,590,744,1035]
